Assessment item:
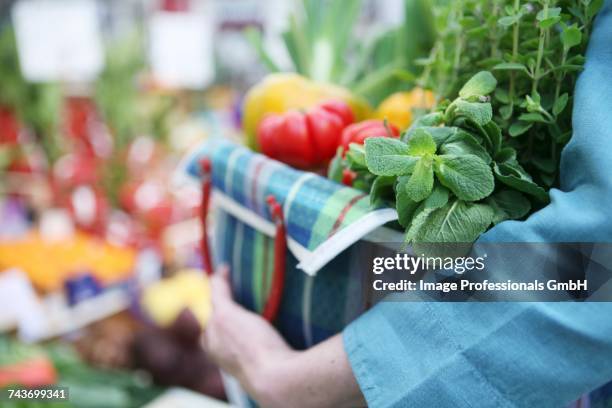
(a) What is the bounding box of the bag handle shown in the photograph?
[199,158,287,323]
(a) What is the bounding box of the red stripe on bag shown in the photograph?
[200,158,213,275]
[328,194,366,237]
[262,195,286,322]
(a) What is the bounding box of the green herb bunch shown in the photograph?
[347,71,547,248]
[418,0,602,187]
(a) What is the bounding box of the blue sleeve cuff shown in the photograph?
[343,302,612,408]
[343,302,511,407]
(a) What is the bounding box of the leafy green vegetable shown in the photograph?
[364,137,417,176]
[458,71,497,99]
[417,0,601,189]
[405,157,434,201]
[355,71,547,252]
[408,199,495,244]
[407,129,437,156]
[486,190,531,224]
[433,155,494,201]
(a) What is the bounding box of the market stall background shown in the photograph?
[0,0,414,406]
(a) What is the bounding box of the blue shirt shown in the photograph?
[343,2,612,407]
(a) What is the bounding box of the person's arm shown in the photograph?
[201,266,366,408]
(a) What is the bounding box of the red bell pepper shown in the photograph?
[0,356,57,388]
[340,119,400,153]
[0,106,20,145]
[257,100,354,169]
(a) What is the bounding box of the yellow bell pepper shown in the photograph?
[374,87,436,131]
[242,73,371,150]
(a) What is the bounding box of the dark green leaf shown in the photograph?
[499,104,513,120]
[493,62,529,75]
[494,88,510,104]
[395,176,420,228]
[509,121,533,137]
[519,112,548,123]
[494,162,549,202]
[553,93,569,116]
[370,176,397,206]
[486,190,531,224]
[483,121,502,155]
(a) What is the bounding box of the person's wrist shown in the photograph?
[243,347,299,406]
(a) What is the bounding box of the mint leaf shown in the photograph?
[407,199,494,243]
[411,111,444,127]
[403,126,456,147]
[433,155,495,201]
[483,121,502,154]
[405,158,434,202]
[407,129,437,156]
[327,147,344,182]
[370,176,396,207]
[403,183,451,240]
[364,137,418,176]
[395,177,420,228]
[485,190,531,224]
[439,130,492,164]
[493,162,549,202]
[346,143,367,170]
[459,71,497,98]
[424,184,449,209]
[453,100,493,126]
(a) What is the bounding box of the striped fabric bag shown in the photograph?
[178,139,612,406]
[178,139,399,348]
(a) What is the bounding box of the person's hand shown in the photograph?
[201,265,297,393]
[201,265,366,408]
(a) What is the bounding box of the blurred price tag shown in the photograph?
[11,0,104,83]
[149,11,214,90]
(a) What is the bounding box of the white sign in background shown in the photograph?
[11,0,104,83]
[149,10,215,90]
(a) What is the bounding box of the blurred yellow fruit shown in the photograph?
[141,270,211,328]
[242,72,372,150]
[375,88,436,130]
